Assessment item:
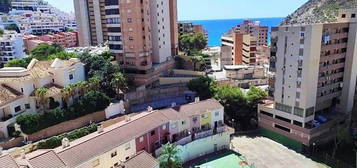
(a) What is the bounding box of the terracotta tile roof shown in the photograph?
[0,155,20,168]
[123,151,159,168]
[28,150,67,168]
[0,84,23,107]
[23,99,222,168]
[173,99,224,117]
[0,59,81,83]
[56,111,168,167]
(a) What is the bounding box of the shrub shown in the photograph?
[16,91,110,135]
[37,124,98,149]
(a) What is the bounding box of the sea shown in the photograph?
[185,17,285,47]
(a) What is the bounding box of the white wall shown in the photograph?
[105,101,125,119]
[176,131,231,163]
[150,0,172,64]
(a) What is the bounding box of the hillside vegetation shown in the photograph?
[281,0,357,25]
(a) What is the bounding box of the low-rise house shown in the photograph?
[2,99,233,168]
[0,58,85,138]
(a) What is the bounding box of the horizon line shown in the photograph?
[179,16,285,22]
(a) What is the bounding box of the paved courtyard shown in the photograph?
[231,136,328,168]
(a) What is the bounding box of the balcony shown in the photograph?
[194,129,213,139]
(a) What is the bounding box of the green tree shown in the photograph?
[187,76,217,100]
[48,51,78,60]
[246,86,268,108]
[4,57,32,68]
[159,144,183,168]
[31,43,63,60]
[74,91,111,115]
[332,127,352,158]
[111,72,126,99]
[0,29,4,36]
[88,76,101,90]
[179,33,207,55]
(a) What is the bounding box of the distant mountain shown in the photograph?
[281,0,357,25]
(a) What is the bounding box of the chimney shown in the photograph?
[147,106,153,112]
[171,102,177,107]
[195,97,200,103]
[62,138,70,149]
[20,149,26,159]
[97,125,104,133]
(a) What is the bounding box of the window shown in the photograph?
[306,107,315,117]
[108,36,121,41]
[14,106,21,112]
[182,121,185,125]
[25,104,31,109]
[105,9,120,15]
[127,18,133,23]
[111,151,117,158]
[192,117,198,123]
[139,136,144,142]
[69,74,74,80]
[275,115,291,123]
[341,14,346,18]
[107,18,120,24]
[215,111,219,116]
[274,124,290,132]
[260,110,273,117]
[21,88,24,93]
[150,130,155,136]
[105,0,118,6]
[352,14,356,18]
[109,44,122,50]
[293,120,303,127]
[162,125,166,130]
[275,103,292,113]
[294,107,304,117]
[108,27,121,32]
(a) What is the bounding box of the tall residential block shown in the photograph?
[234,20,268,46]
[74,0,178,87]
[221,32,257,66]
[258,9,357,149]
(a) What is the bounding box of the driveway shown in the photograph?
[231,136,328,168]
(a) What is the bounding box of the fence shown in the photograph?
[0,111,106,150]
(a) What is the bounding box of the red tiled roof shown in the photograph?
[24,99,222,168]
[28,150,67,168]
[123,151,159,168]
[0,155,20,168]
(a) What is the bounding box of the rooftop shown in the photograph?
[0,58,82,83]
[0,84,23,107]
[13,99,223,168]
[123,151,159,168]
[0,154,19,168]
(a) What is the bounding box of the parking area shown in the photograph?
[231,136,329,168]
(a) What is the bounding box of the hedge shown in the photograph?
[37,124,98,149]
[16,91,110,134]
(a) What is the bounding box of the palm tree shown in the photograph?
[159,144,183,168]
[111,72,126,99]
[61,87,71,107]
[88,76,101,90]
[35,88,49,112]
[76,81,89,95]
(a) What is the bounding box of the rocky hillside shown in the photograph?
[281,0,357,25]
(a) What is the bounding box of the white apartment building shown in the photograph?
[150,0,173,64]
[0,58,85,138]
[258,9,357,148]
[0,30,25,65]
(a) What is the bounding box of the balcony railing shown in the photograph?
[175,135,192,146]
[194,129,213,139]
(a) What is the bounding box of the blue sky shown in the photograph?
[47,0,308,20]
